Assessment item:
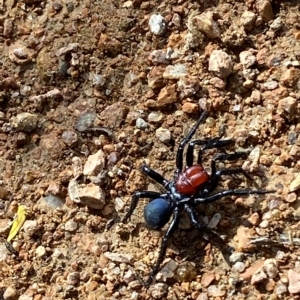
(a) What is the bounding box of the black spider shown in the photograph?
[122,111,273,286]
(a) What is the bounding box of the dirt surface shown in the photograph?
[0,0,300,299]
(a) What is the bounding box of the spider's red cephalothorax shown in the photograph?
[175,165,210,195]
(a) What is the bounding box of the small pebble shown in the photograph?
[90,73,106,87]
[148,283,168,299]
[196,293,208,300]
[190,12,220,38]
[275,281,288,295]
[157,84,177,107]
[286,193,297,203]
[35,245,46,257]
[65,220,78,232]
[175,261,197,282]
[241,11,257,31]
[148,112,164,123]
[289,174,300,192]
[68,180,106,209]
[208,213,221,229]
[9,43,32,64]
[236,226,255,252]
[123,269,135,284]
[240,50,256,68]
[251,267,267,285]
[264,258,278,279]
[278,96,297,119]
[128,280,142,289]
[207,285,226,297]
[163,64,187,80]
[115,197,125,212]
[229,252,244,264]
[44,195,64,209]
[209,77,226,89]
[265,278,276,291]
[62,130,78,147]
[23,220,38,237]
[201,272,215,288]
[148,50,168,64]
[67,272,80,285]
[259,220,269,228]
[270,17,283,31]
[104,252,134,264]
[248,212,260,226]
[288,269,300,294]
[10,112,38,132]
[149,14,166,35]
[157,259,178,282]
[75,112,96,132]
[156,127,171,144]
[256,0,274,22]
[182,102,198,114]
[208,50,233,78]
[3,286,18,300]
[232,262,246,273]
[177,76,200,98]
[83,150,105,176]
[263,80,278,90]
[136,118,148,129]
[243,79,254,88]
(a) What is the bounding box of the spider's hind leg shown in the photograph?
[145,207,180,287]
[184,205,232,252]
[195,188,274,205]
[122,191,161,223]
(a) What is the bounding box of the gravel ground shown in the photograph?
[0,0,300,299]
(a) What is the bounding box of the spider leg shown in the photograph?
[141,165,170,190]
[186,138,235,166]
[122,191,162,223]
[175,111,207,177]
[145,207,180,287]
[208,152,252,193]
[185,205,231,251]
[194,188,274,205]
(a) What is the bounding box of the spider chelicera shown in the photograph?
[122,110,273,286]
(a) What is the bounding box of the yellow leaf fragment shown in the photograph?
[7,205,26,242]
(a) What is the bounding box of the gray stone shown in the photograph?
[104,252,134,264]
[10,112,38,132]
[136,118,148,129]
[83,150,105,176]
[148,112,164,123]
[156,127,171,144]
[64,220,78,232]
[209,50,233,78]
[288,269,300,294]
[149,14,166,35]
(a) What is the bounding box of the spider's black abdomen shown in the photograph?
[144,198,173,230]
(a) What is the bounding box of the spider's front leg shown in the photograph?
[185,138,235,166]
[205,152,254,193]
[141,165,170,190]
[174,110,207,178]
